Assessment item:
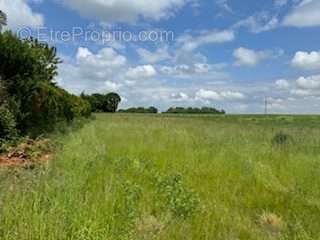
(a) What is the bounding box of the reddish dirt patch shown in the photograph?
[0,138,54,168]
[0,153,53,168]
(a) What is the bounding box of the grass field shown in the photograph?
[1,114,320,239]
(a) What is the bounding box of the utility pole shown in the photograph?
[264,96,268,115]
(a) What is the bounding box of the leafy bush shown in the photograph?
[0,105,17,145]
[0,31,92,136]
[113,181,142,236]
[272,131,292,146]
[154,173,200,218]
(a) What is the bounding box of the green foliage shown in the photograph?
[81,92,121,113]
[0,31,91,136]
[165,106,225,114]
[272,131,292,146]
[154,173,200,218]
[0,104,17,146]
[119,106,158,114]
[105,93,121,113]
[113,181,143,235]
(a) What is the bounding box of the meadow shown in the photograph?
[1,114,320,240]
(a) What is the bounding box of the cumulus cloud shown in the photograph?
[274,75,320,99]
[126,65,157,79]
[57,47,127,94]
[233,47,281,67]
[177,30,235,51]
[63,0,190,24]
[195,89,245,101]
[291,51,320,70]
[283,0,320,27]
[76,47,127,68]
[296,75,320,90]
[0,0,44,29]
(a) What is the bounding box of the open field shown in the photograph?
[1,114,320,239]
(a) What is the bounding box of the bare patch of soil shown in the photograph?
[0,138,54,168]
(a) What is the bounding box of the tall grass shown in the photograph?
[1,114,320,239]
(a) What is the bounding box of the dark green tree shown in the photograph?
[0,31,91,135]
[105,93,121,113]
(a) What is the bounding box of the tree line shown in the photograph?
[164,107,225,114]
[118,107,158,114]
[117,106,226,114]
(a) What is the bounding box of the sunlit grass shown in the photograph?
[1,114,320,239]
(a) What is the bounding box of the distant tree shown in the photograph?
[0,10,7,32]
[149,106,158,114]
[105,93,121,112]
[118,106,158,114]
[164,107,225,115]
[81,92,121,113]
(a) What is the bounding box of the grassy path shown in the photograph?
[1,114,320,239]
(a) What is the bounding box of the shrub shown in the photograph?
[272,131,292,146]
[154,173,200,218]
[0,105,17,145]
[0,32,91,136]
[14,82,91,135]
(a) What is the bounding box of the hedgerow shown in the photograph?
[0,31,92,139]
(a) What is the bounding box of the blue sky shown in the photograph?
[1,0,320,113]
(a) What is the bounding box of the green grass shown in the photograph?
[1,114,320,239]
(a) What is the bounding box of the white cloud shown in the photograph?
[283,0,320,27]
[233,12,279,33]
[233,47,280,67]
[63,0,190,24]
[104,81,122,92]
[290,89,312,97]
[159,63,211,76]
[296,75,320,89]
[0,0,44,29]
[195,89,245,101]
[76,47,127,68]
[275,79,290,89]
[273,75,320,100]
[126,65,157,79]
[137,47,171,63]
[57,47,128,94]
[177,30,235,51]
[291,51,320,70]
[170,92,190,102]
